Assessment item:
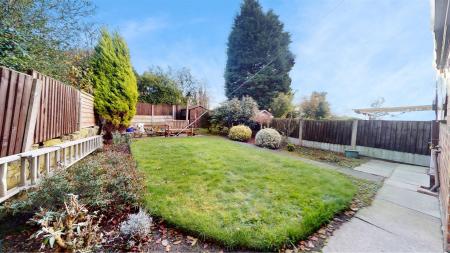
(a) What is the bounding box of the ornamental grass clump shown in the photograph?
[255,128,282,149]
[228,125,252,142]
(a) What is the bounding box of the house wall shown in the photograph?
[436,69,450,251]
[439,122,450,249]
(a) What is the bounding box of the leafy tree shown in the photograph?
[299,92,331,120]
[0,0,96,83]
[170,67,210,108]
[270,92,293,118]
[225,0,295,109]
[89,29,138,139]
[138,67,184,104]
[211,96,259,128]
[66,49,95,93]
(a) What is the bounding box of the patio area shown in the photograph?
[323,160,443,252]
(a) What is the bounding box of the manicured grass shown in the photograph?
[131,136,358,250]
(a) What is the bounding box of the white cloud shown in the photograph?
[119,17,167,41]
[285,0,435,120]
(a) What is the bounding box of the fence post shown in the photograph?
[351,120,358,149]
[22,79,42,152]
[172,105,176,119]
[298,120,304,146]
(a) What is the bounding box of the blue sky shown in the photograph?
[93,0,436,120]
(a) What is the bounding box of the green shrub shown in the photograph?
[228,125,252,142]
[287,143,295,152]
[1,150,144,217]
[255,128,282,149]
[89,29,138,140]
[211,96,259,129]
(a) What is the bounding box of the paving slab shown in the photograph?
[389,168,429,187]
[376,184,440,218]
[384,178,420,191]
[395,163,428,174]
[356,199,442,251]
[322,218,439,253]
[324,160,443,252]
[353,161,395,177]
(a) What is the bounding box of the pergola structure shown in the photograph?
[353,105,434,119]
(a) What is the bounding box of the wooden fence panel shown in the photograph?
[154,104,172,115]
[80,92,95,128]
[31,71,80,144]
[136,102,152,115]
[302,120,353,145]
[356,120,432,155]
[270,118,300,138]
[136,102,173,116]
[0,67,34,157]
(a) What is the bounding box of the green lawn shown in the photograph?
[131,136,358,250]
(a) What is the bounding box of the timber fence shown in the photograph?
[0,67,96,158]
[270,118,435,166]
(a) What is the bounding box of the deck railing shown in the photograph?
[0,135,103,203]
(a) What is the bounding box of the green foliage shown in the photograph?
[225,0,295,109]
[299,91,331,120]
[137,67,184,104]
[270,92,294,117]
[255,128,282,149]
[1,150,144,217]
[211,96,259,128]
[286,143,295,152]
[0,0,96,83]
[131,136,357,250]
[89,29,138,128]
[228,125,252,142]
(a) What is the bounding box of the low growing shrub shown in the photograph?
[255,128,282,149]
[1,150,144,218]
[228,125,252,142]
[287,143,295,152]
[120,209,152,240]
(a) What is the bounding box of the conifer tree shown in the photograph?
[89,29,138,139]
[225,0,295,109]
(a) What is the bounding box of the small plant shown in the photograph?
[112,131,123,145]
[228,125,252,142]
[287,143,295,152]
[255,128,282,149]
[30,194,102,251]
[124,132,132,144]
[120,209,153,240]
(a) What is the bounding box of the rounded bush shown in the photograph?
[255,128,282,149]
[228,125,252,142]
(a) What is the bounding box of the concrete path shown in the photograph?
[323,160,443,253]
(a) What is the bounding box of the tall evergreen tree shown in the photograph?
[225,0,295,109]
[89,29,138,140]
